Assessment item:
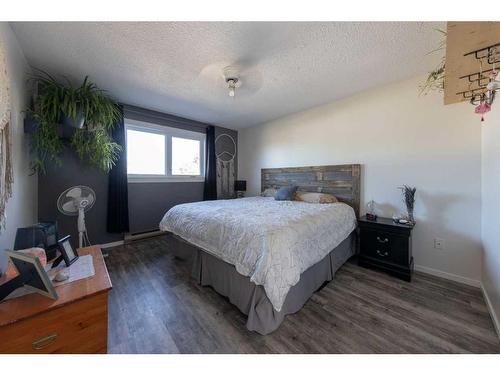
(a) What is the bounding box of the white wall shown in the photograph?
[239,75,482,284]
[481,108,500,335]
[0,23,36,272]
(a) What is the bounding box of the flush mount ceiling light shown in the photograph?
[223,66,242,98]
[199,63,262,100]
[226,77,238,97]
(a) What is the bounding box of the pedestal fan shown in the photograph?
[57,186,96,248]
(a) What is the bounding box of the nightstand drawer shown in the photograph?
[358,216,414,281]
[360,229,394,261]
[359,229,410,266]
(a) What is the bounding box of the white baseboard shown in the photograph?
[415,265,500,340]
[124,230,164,242]
[414,264,481,288]
[100,240,124,249]
[481,283,500,340]
[99,230,165,249]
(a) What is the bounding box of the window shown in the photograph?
[171,137,201,176]
[125,119,205,182]
[126,129,165,175]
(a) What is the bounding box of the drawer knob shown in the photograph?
[32,333,58,350]
[376,236,389,244]
[376,249,389,257]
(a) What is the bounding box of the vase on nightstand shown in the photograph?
[407,208,414,224]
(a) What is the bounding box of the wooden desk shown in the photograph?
[0,246,112,353]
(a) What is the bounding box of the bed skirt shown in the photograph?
[164,231,356,335]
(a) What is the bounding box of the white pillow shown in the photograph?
[261,188,277,197]
[294,191,338,204]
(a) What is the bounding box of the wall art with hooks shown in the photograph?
[444,22,500,106]
[457,44,500,122]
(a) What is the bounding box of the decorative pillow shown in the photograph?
[294,191,338,204]
[274,186,298,201]
[261,188,278,197]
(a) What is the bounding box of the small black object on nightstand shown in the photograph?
[358,215,414,281]
[234,180,247,198]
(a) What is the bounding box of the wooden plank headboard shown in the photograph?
[261,164,361,217]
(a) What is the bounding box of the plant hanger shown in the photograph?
[26,70,122,173]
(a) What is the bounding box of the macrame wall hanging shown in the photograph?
[0,36,13,232]
[215,133,236,199]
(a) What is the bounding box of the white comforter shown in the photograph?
[159,196,356,311]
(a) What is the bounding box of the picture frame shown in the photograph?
[57,235,79,267]
[2,250,58,300]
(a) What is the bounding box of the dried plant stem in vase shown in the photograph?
[399,185,416,224]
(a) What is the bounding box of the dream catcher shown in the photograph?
[215,133,236,199]
[0,36,12,231]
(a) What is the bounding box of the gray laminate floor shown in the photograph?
[103,236,500,354]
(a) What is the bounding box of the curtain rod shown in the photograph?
[121,104,210,129]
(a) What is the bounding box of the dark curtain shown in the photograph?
[107,107,130,233]
[203,125,217,200]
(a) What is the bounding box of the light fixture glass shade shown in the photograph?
[227,78,237,97]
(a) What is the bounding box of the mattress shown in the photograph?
[159,196,357,311]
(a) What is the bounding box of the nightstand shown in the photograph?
[357,216,414,281]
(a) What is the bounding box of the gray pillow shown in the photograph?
[274,186,298,201]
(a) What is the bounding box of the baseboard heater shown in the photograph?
[124,229,166,243]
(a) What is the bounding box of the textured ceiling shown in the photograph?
[10,22,444,129]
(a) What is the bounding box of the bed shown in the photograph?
[159,164,361,334]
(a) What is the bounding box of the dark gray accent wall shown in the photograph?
[128,181,204,233]
[38,104,237,246]
[38,147,123,249]
[123,105,238,234]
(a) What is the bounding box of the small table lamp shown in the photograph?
[234,180,247,198]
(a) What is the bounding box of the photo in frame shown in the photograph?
[56,235,79,267]
[1,250,58,300]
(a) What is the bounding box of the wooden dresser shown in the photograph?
[0,246,112,353]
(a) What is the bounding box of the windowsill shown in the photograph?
[128,176,205,183]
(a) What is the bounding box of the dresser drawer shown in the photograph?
[359,229,410,266]
[0,292,108,354]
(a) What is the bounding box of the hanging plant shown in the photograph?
[420,29,447,95]
[27,71,121,173]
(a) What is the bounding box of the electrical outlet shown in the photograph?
[434,238,445,250]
